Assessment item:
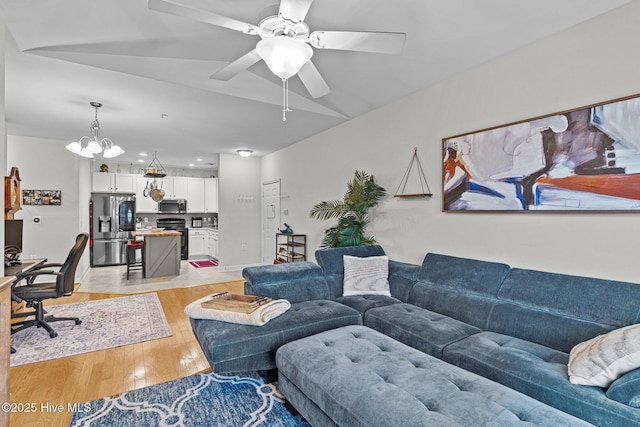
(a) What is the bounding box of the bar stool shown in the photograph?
[126,239,145,280]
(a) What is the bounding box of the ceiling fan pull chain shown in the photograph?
[282,78,293,122]
[282,78,287,121]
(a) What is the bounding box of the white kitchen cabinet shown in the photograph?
[211,229,219,260]
[135,176,158,213]
[157,176,189,199]
[92,173,136,193]
[92,172,114,192]
[189,229,206,257]
[204,178,218,213]
[187,177,205,212]
[202,228,218,260]
[171,177,189,199]
[205,229,213,257]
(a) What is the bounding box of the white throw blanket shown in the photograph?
[184,294,291,326]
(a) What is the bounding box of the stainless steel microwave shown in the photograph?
[158,199,187,214]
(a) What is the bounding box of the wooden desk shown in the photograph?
[131,231,181,278]
[5,258,47,313]
[0,276,14,427]
[5,258,47,278]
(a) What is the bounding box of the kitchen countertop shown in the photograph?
[132,230,182,237]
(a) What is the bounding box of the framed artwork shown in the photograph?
[443,94,640,212]
[22,190,62,206]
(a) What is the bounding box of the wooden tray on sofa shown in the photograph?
[200,292,273,314]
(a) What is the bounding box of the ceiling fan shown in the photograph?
[148,0,406,101]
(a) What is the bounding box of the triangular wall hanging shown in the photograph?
[394,147,433,198]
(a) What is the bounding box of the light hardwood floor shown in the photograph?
[9,278,244,427]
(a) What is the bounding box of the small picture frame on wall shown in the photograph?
[443,93,640,212]
[22,190,62,206]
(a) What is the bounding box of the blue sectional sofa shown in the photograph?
[191,245,640,426]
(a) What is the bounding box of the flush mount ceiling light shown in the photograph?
[65,102,124,158]
[237,149,253,158]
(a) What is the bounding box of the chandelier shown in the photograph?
[65,102,124,158]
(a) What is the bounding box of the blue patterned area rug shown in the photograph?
[69,371,310,427]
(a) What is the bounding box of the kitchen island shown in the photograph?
[131,230,181,278]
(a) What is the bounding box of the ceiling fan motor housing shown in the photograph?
[258,15,310,40]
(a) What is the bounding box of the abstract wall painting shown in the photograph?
[443,94,640,212]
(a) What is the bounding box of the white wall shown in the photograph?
[0,16,5,276]
[262,1,640,283]
[218,153,261,268]
[7,135,90,274]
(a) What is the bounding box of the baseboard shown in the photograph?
[216,262,262,272]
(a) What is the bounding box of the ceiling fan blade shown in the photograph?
[210,50,262,80]
[297,61,330,98]
[148,0,259,35]
[279,0,314,23]
[310,31,406,54]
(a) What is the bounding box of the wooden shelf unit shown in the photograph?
[276,233,307,263]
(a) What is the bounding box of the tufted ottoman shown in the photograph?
[276,325,593,427]
[190,300,362,373]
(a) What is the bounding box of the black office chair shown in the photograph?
[11,233,88,339]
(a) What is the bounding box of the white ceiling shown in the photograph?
[0,0,629,169]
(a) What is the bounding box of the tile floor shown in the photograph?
[78,260,244,294]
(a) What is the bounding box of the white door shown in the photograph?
[262,180,281,264]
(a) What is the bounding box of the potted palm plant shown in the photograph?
[310,170,386,247]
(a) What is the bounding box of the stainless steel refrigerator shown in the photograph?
[90,193,136,266]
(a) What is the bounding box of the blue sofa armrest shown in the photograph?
[388,260,419,302]
[243,262,332,303]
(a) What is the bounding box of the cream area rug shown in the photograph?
[10,293,172,367]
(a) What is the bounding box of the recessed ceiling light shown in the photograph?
[138,159,145,163]
[139,152,148,156]
[189,163,195,167]
[196,158,203,162]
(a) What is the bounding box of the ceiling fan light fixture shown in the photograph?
[256,36,313,79]
[237,149,253,157]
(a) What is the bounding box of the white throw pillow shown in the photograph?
[568,324,640,387]
[343,255,390,297]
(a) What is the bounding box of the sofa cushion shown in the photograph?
[409,283,498,330]
[277,325,592,427]
[497,268,640,327]
[487,301,616,354]
[417,252,510,296]
[336,294,401,316]
[443,331,640,427]
[607,367,640,408]
[343,255,390,296]
[569,324,640,387]
[190,300,362,372]
[243,261,331,303]
[364,303,481,358]
[315,245,386,298]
